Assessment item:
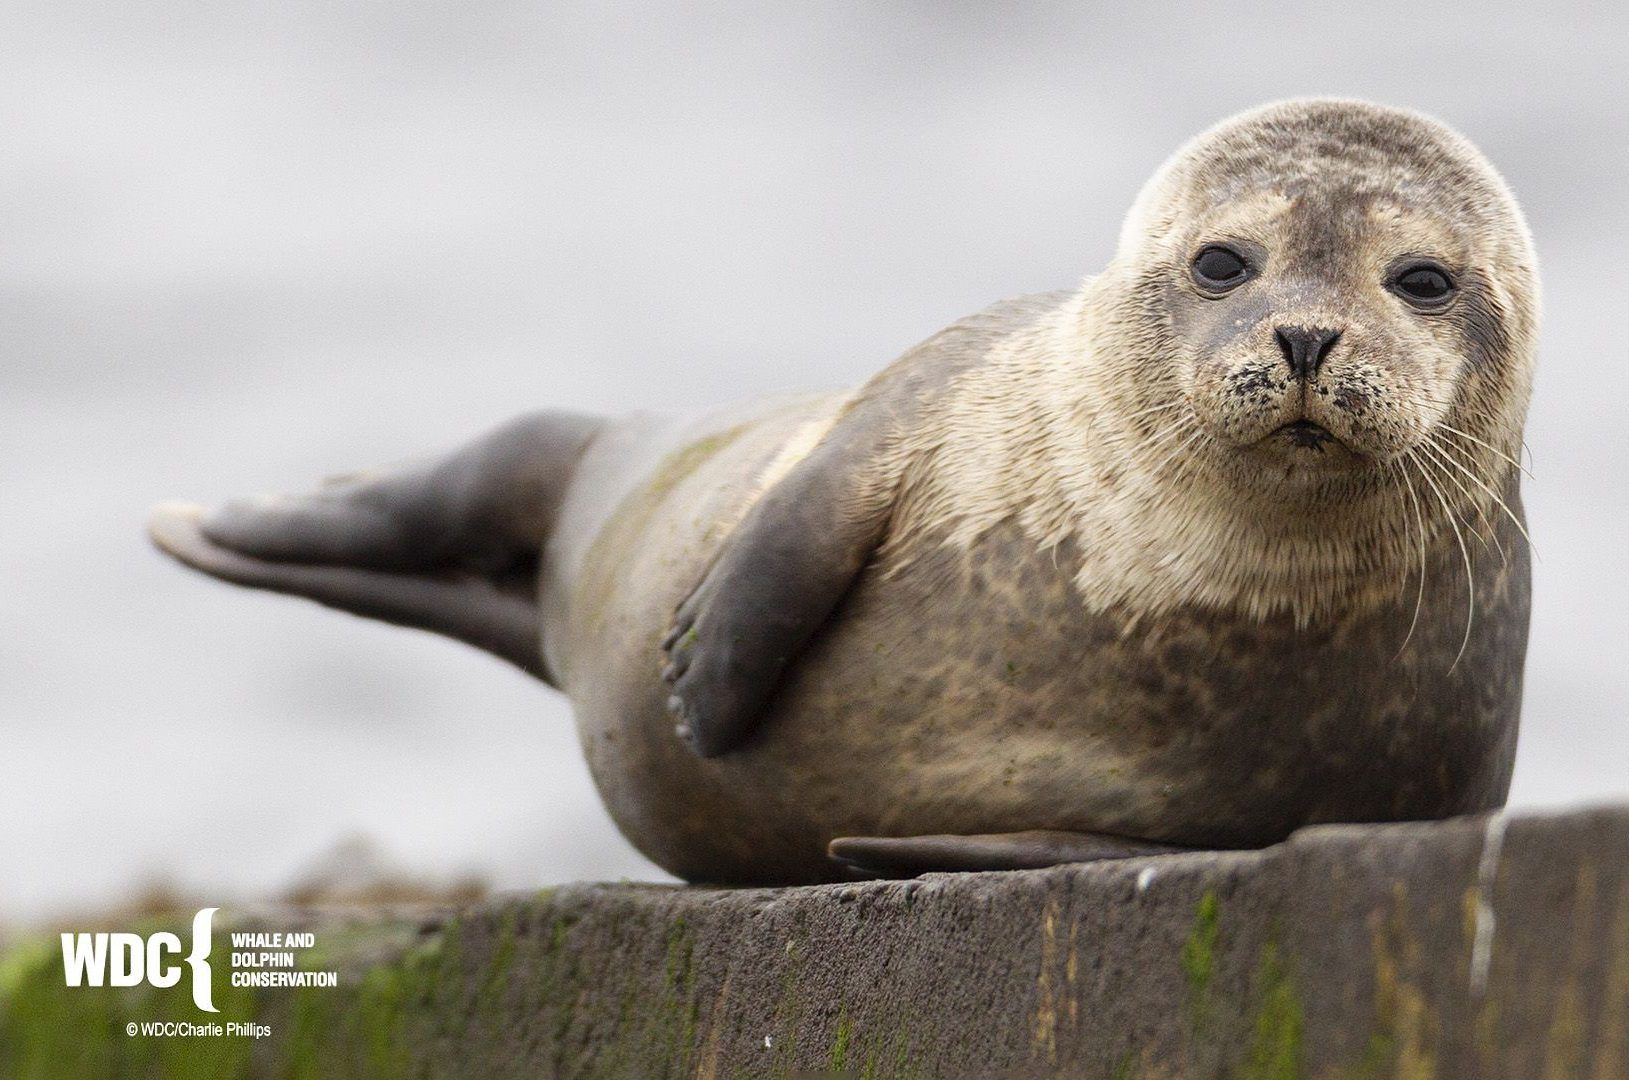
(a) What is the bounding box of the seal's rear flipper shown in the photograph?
[149,502,549,679]
[827,830,1188,877]
[148,411,602,684]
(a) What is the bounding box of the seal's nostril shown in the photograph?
[1274,327,1296,370]
[1275,326,1342,380]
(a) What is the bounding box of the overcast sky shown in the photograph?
[3,3,1625,921]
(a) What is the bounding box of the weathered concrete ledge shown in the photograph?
[4,806,1628,1077]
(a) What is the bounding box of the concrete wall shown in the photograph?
[4,806,1627,1077]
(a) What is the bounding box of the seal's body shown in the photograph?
[152,100,1538,884]
[549,298,1526,883]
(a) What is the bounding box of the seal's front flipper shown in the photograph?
[149,411,601,683]
[826,831,1188,877]
[661,418,898,757]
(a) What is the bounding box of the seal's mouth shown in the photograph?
[1276,419,1336,450]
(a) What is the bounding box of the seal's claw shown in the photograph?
[664,679,709,755]
[663,689,718,757]
[658,582,761,756]
[660,621,694,680]
[660,616,689,652]
[661,638,764,758]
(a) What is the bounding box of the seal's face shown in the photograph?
[1170,190,1477,468]
[1113,100,1536,494]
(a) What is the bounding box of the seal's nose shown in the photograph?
[1275,326,1342,381]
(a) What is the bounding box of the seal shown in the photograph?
[149,99,1539,884]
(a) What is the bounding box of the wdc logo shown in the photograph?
[60,907,219,1012]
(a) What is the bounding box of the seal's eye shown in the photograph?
[1191,245,1251,292]
[1391,262,1456,308]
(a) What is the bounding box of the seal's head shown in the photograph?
[898,100,1537,623]
[1108,99,1538,487]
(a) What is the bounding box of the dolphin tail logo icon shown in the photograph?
[186,907,218,1013]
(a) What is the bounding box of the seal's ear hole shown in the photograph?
[1391,261,1456,308]
[1191,245,1251,293]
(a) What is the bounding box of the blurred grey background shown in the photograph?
[3,3,1625,921]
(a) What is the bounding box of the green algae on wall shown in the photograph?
[1237,941,1304,1080]
[1183,890,1221,995]
[1183,888,1223,1037]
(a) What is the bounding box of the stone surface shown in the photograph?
[3,806,1628,1077]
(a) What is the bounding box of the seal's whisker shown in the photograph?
[1139,413,1197,450]
[1407,446,1475,668]
[1130,423,1197,474]
[1420,401,1535,469]
[1421,395,1497,417]
[1417,436,1507,568]
[1420,398,1510,434]
[1147,428,1206,480]
[1389,458,1429,659]
[1422,432,1537,558]
[1434,422,1534,479]
[1121,400,1185,424]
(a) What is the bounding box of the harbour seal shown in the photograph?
[149,99,1538,884]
